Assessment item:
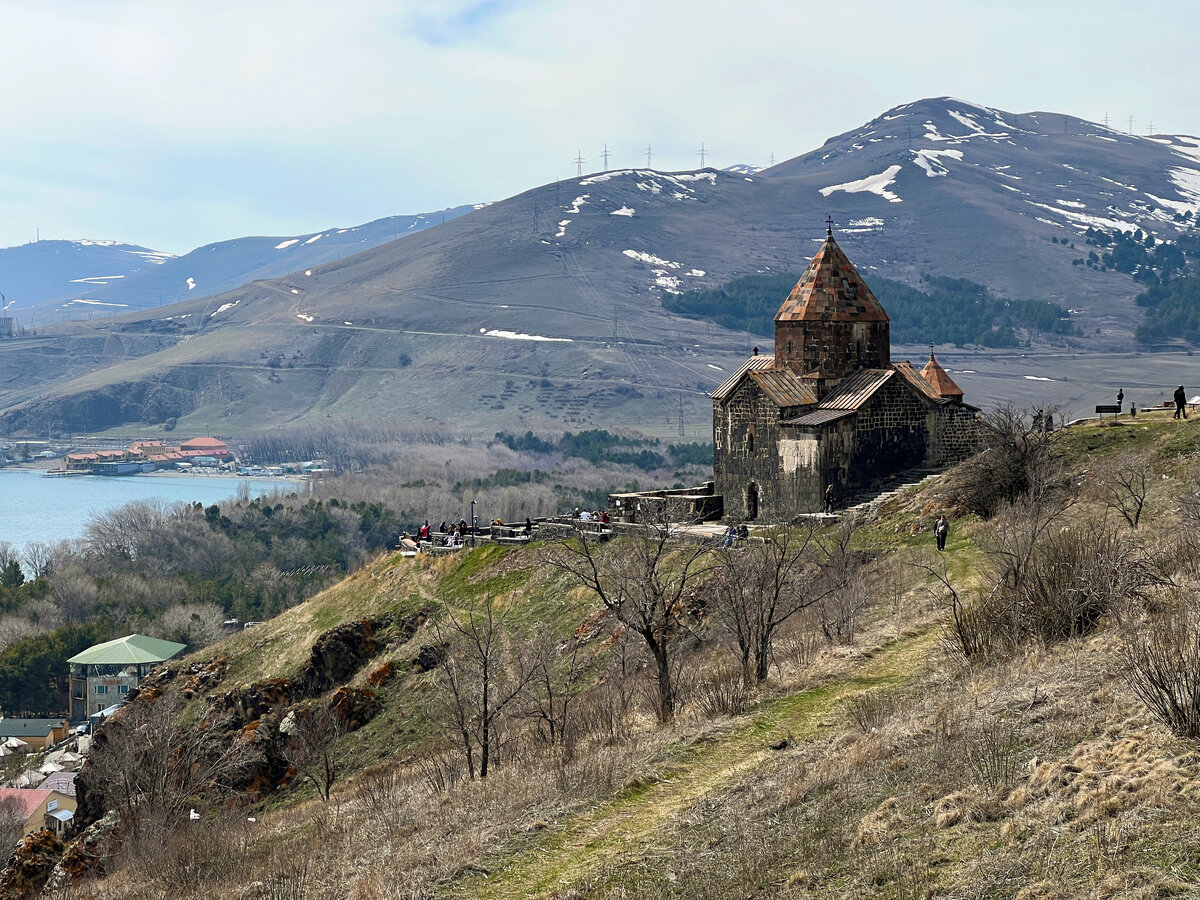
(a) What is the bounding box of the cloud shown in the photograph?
[0,0,1196,253]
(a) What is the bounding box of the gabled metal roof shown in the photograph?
[781,408,857,427]
[747,369,819,408]
[815,368,894,410]
[710,354,775,400]
[892,360,941,401]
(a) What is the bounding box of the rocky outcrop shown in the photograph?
[44,810,122,892]
[295,619,378,695]
[0,830,63,899]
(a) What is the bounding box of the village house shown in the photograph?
[0,719,69,752]
[0,787,76,838]
[66,634,186,720]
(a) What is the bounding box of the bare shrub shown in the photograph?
[1087,452,1152,529]
[945,404,1069,518]
[86,687,262,849]
[817,523,879,645]
[1122,602,1200,739]
[691,657,752,719]
[962,717,1026,792]
[845,690,896,733]
[771,613,822,676]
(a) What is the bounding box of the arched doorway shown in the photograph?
[746,482,759,520]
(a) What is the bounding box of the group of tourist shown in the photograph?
[575,508,611,524]
[721,523,751,548]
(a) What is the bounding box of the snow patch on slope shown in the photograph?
[820,165,903,202]
[911,148,963,177]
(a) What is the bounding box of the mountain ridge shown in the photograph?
[1,96,1198,439]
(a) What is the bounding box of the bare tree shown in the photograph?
[0,794,25,851]
[0,542,17,574]
[153,603,227,649]
[711,523,826,684]
[526,634,588,747]
[21,542,53,580]
[85,688,262,845]
[547,515,713,722]
[1087,452,1152,529]
[280,702,347,802]
[431,595,541,779]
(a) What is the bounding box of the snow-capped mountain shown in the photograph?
[2,97,1198,436]
[0,207,476,324]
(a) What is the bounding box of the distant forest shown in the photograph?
[663,272,1078,348]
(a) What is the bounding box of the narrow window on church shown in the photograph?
[786,339,793,355]
[746,423,755,453]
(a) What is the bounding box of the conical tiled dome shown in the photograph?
[775,231,889,323]
[920,351,964,400]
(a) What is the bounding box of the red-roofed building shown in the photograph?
[179,437,229,456]
[0,788,76,837]
[711,227,981,521]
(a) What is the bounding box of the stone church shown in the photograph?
[712,227,980,522]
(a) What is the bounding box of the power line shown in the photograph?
[573,150,585,178]
[645,144,654,169]
[697,143,707,168]
[600,142,612,171]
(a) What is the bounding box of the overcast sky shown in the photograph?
[1,0,1195,255]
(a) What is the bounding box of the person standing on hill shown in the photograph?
[934,515,949,552]
[1174,385,1188,419]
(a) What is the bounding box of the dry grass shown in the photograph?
[40,425,1200,898]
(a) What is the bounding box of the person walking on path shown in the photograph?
[934,515,949,552]
[824,483,835,514]
[1174,385,1188,419]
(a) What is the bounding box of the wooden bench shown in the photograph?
[1095,404,1121,417]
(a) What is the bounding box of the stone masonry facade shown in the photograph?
[711,229,981,522]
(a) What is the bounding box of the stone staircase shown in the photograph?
[838,467,944,518]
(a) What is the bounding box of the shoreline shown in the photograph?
[1,461,309,485]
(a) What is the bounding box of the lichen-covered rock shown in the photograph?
[44,810,123,892]
[296,619,378,695]
[0,829,63,899]
[329,686,380,730]
[218,678,292,722]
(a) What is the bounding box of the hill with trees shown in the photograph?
[4,407,1200,897]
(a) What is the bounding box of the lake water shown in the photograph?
[0,468,302,553]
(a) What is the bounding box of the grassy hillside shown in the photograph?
[21,410,1200,899]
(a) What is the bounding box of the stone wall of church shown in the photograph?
[713,382,804,521]
[843,378,932,490]
[927,402,983,466]
[775,320,890,381]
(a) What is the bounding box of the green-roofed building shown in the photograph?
[67,634,187,720]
